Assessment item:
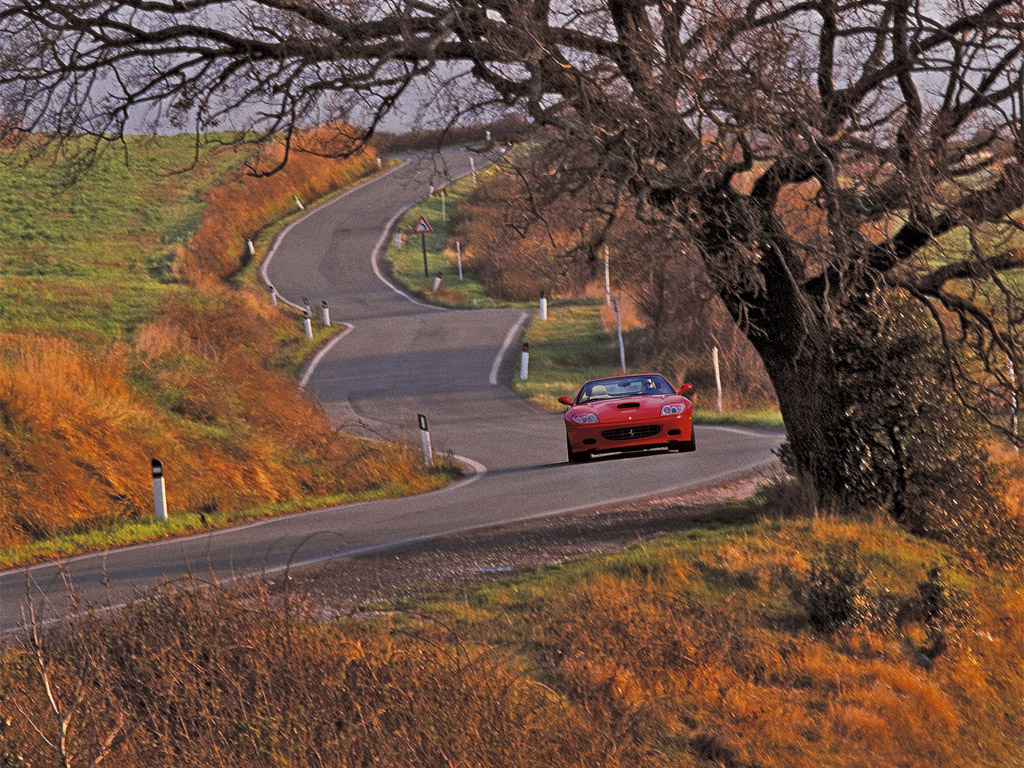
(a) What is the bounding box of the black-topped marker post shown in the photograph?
[151,459,167,522]
[418,414,433,467]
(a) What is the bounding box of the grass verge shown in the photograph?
[0,460,461,570]
[382,174,521,308]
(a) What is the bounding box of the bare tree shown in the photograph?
[1,0,1021,510]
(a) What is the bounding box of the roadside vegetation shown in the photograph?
[0,132,1020,765]
[1,480,1021,767]
[0,133,455,567]
[383,157,783,424]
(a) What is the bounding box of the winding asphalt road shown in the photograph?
[0,150,782,633]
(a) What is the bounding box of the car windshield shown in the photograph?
[576,375,675,404]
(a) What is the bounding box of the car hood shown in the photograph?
[581,396,686,422]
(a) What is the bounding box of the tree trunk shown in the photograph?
[756,341,855,511]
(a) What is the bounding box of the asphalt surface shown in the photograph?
[0,150,783,633]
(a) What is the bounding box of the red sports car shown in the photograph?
[558,373,695,463]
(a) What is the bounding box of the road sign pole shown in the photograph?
[713,346,723,413]
[604,246,612,306]
[422,233,429,277]
[613,297,626,373]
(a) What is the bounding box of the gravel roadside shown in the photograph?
[277,465,784,616]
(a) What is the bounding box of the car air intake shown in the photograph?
[616,402,641,409]
[602,425,661,441]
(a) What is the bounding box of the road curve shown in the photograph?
[0,151,782,633]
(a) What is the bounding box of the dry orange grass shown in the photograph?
[0,334,163,545]
[488,518,1024,768]
[178,127,377,282]
[2,514,1016,767]
[0,129,440,553]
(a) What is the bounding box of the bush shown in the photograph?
[800,540,872,633]
[781,292,1022,562]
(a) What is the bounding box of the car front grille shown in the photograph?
[601,425,661,441]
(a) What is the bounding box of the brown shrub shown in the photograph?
[0,583,597,768]
[177,127,377,282]
[451,163,778,409]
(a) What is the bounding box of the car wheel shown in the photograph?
[567,438,588,463]
[675,431,696,453]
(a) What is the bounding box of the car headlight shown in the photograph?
[570,412,600,424]
[661,404,686,416]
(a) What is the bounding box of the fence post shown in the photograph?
[321,300,331,327]
[520,343,530,380]
[712,346,723,413]
[612,297,626,373]
[152,459,167,522]
[418,414,434,467]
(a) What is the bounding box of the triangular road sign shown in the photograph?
[412,215,433,234]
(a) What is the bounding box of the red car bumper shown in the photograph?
[566,414,693,455]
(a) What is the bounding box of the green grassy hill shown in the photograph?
[0,135,452,564]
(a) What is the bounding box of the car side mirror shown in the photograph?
[557,396,573,406]
[678,383,694,396]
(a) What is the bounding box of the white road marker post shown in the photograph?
[303,297,311,316]
[539,291,548,321]
[321,300,331,327]
[456,241,464,280]
[377,156,383,169]
[293,195,305,211]
[485,130,491,142]
[270,286,278,307]
[246,238,255,259]
[418,414,434,467]
[151,459,167,522]
[433,273,443,292]
[712,346,724,413]
[1010,357,1019,452]
[604,246,612,306]
[441,188,447,223]
[520,343,530,380]
[612,297,626,373]
[303,309,313,340]
[395,228,403,249]
[469,156,477,186]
